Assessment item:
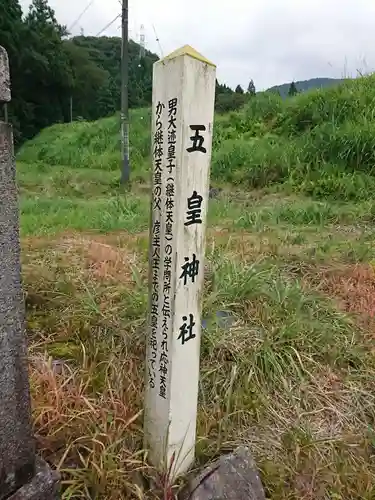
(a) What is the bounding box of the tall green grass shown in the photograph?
[17,73,375,201]
[21,195,149,236]
[18,109,151,182]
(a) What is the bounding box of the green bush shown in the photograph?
[212,136,295,187]
[18,109,151,174]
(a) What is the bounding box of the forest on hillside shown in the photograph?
[0,0,161,143]
[269,77,344,98]
[1,0,339,146]
[1,0,248,145]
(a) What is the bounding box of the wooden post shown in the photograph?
[144,45,216,479]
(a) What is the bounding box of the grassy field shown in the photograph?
[17,75,375,499]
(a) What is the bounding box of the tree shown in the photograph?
[215,92,247,113]
[0,0,31,141]
[215,79,247,113]
[216,79,232,95]
[63,40,111,120]
[288,81,298,97]
[235,84,244,94]
[71,36,158,111]
[22,0,73,133]
[0,5,160,145]
[0,1,161,144]
[247,79,256,96]
[0,0,23,60]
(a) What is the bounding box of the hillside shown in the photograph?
[19,73,375,201]
[0,0,161,143]
[69,36,158,111]
[268,77,345,97]
[0,0,238,146]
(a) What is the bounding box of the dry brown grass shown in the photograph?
[24,233,182,499]
[305,263,375,346]
[29,351,147,498]
[22,229,375,499]
[316,263,375,317]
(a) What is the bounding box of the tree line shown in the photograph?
[1,0,161,144]
[1,0,266,146]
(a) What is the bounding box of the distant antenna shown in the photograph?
[139,24,145,59]
[80,26,84,36]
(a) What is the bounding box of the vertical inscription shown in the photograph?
[149,105,211,384]
[175,122,209,346]
[159,97,178,399]
[149,101,165,390]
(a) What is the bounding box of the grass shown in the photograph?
[15,73,375,498]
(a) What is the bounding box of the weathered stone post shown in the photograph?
[143,45,216,480]
[0,46,59,500]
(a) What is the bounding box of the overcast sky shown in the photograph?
[20,0,375,90]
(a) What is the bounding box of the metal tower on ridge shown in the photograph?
[139,24,145,59]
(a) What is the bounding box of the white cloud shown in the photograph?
[20,0,375,90]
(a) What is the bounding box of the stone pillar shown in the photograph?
[0,45,59,500]
[143,45,216,480]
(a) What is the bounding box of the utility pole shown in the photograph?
[139,24,145,60]
[120,0,130,184]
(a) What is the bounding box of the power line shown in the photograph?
[68,0,95,33]
[96,13,121,37]
[120,0,130,183]
[139,24,145,59]
[152,24,163,58]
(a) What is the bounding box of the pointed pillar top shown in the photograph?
[159,45,216,67]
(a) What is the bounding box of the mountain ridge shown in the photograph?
[267,77,346,97]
